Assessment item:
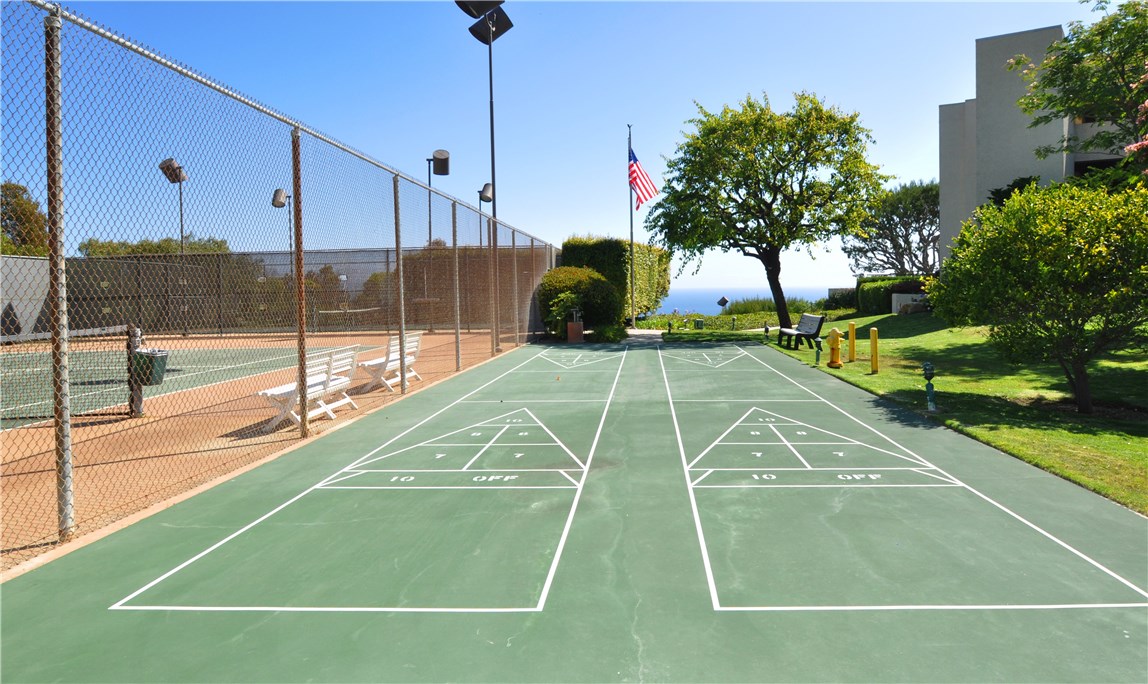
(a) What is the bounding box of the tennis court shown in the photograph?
[2,340,1145,682]
[0,331,382,429]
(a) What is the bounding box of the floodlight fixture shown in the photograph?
[455,0,503,19]
[271,188,288,208]
[429,149,450,176]
[467,6,512,45]
[159,157,187,184]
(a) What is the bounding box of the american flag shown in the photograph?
[629,147,658,209]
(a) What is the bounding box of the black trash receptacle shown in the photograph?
[131,348,169,386]
[694,319,705,330]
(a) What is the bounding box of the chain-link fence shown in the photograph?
[1,1,555,571]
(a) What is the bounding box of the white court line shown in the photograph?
[461,399,607,403]
[691,467,944,472]
[734,345,1148,603]
[694,484,963,489]
[660,349,747,368]
[692,470,714,486]
[111,346,552,612]
[687,406,758,468]
[659,346,722,611]
[462,426,510,470]
[320,486,577,491]
[768,424,813,469]
[338,468,580,474]
[673,399,822,403]
[112,605,541,613]
[533,346,628,610]
[716,602,1148,613]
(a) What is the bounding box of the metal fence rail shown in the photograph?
[0,1,555,571]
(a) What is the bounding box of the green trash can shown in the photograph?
[694,319,705,330]
[131,348,169,386]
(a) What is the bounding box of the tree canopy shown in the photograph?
[841,180,939,276]
[927,183,1148,414]
[1,182,49,256]
[645,92,885,328]
[78,234,230,257]
[1009,0,1148,162]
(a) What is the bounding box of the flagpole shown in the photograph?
[628,124,635,328]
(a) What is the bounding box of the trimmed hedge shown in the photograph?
[560,236,670,318]
[856,276,926,315]
[537,266,623,335]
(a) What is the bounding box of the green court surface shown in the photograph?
[2,342,1145,682]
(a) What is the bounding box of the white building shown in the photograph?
[938,25,1121,262]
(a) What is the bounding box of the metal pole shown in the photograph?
[395,174,408,393]
[493,218,502,353]
[45,6,74,542]
[452,202,462,372]
[291,127,309,437]
[179,179,188,336]
[628,125,635,327]
[511,229,520,347]
[487,215,496,356]
[487,20,497,223]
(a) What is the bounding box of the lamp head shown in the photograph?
[479,183,494,204]
[431,149,450,176]
[271,188,289,208]
[159,158,187,184]
[468,5,512,45]
[455,0,502,18]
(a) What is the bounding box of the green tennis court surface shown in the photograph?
[3,342,1145,682]
[1,344,369,429]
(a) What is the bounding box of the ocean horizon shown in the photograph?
[656,286,845,316]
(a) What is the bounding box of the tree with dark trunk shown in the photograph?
[645,93,885,328]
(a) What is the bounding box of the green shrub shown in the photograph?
[856,276,925,315]
[544,291,582,340]
[561,236,670,317]
[586,323,628,343]
[826,288,856,309]
[537,266,623,334]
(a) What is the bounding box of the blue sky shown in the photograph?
[60,0,1101,292]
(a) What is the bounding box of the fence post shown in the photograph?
[45,5,74,542]
[511,229,520,347]
[493,220,502,353]
[291,126,309,437]
[452,202,462,372]
[488,216,496,356]
[529,238,536,337]
[395,174,408,393]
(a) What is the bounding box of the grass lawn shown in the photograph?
[662,313,1148,515]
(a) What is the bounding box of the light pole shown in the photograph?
[271,188,292,279]
[478,183,499,352]
[457,1,512,224]
[159,157,188,336]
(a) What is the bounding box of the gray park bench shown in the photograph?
[777,313,826,349]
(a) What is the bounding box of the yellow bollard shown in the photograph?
[848,322,857,362]
[826,328,843,368]
[870,327,879,374]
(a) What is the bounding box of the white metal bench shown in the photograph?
[358,333,422,392]
[257,345,360,432]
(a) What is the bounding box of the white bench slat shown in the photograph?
[257,344,361,432]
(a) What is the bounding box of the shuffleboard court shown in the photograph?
[661,346,1146,612]
[1,341,1144,682]
[111,347,624,612]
